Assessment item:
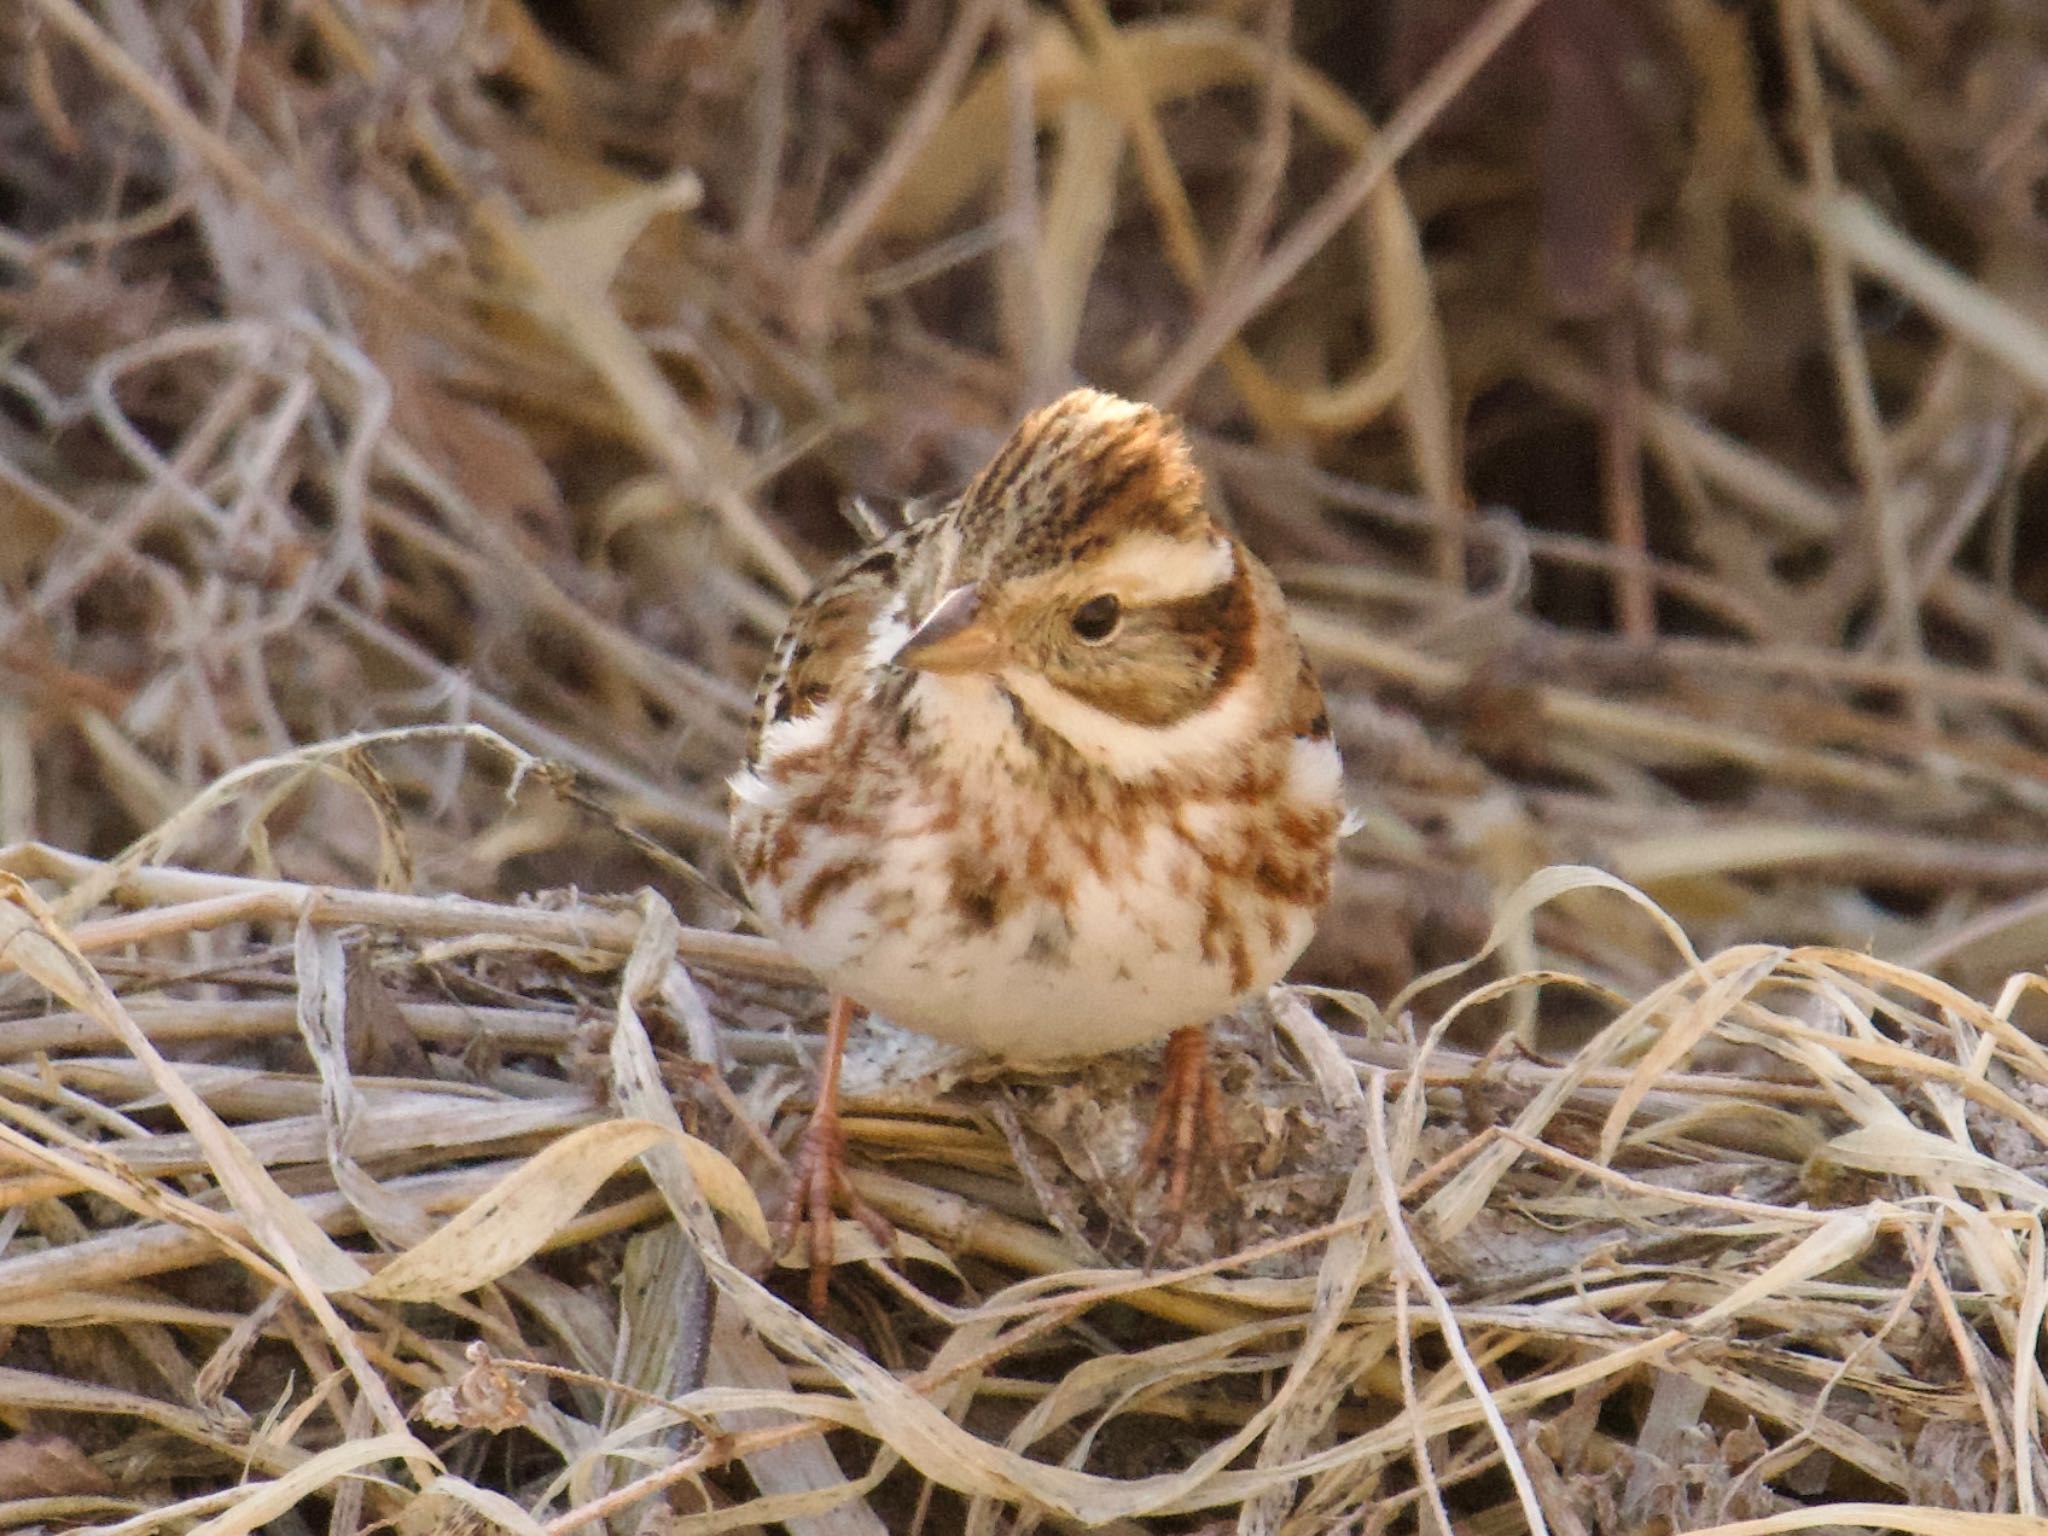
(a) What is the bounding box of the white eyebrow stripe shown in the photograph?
[1001,667,1261,779]
[1080,534,1236,605]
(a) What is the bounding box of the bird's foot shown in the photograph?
[778,1098,896,1314]
[1134,1025,1234,1261]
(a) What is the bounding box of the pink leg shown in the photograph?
[777,995,896,1313]
[1134,1025,1233,1249]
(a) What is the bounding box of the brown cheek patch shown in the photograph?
[1053,568,1256,728]
[1067,662,1206,728]
[1169,569,1256,694]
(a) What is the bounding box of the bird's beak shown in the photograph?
[892,583,1004,675]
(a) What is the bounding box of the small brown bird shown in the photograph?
[730,389,1343,1306]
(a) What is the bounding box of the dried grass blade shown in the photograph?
[0,875,371,1295]
[183,1434,424,1536]
[359,1119,766,1301]
[1682,1510,2048,1535]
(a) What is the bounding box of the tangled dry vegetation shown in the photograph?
[6,0,2048,1531]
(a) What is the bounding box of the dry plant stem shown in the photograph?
[1034,0,1453,522]
[371,438,753,724]
[470,197,810,602]
[1533,354,1845,540]
[807,0,1001,276]
[739,0,789,250]
[1291,611,1917,797]
[0,1161,661,1309]
[1058,0,1219,312]
[315,600,730,841]
[0,845,800,980]
[781,995,897,1314]
[1135,1026,1232,1253]
[1055,0,1293,444]
[10,360,261,650]
[1574,631,2048,724]
[1600,310,1654,643]
[996,0,1054,397]
[1146,0,1547,405]
[25,0,505,365]
[1910,1220,2018,1490]
[1794,191,2048,399]
[1780,0,1927,727]
[1210,0,1296,295]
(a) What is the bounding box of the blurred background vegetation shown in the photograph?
[8,0,2048,1028]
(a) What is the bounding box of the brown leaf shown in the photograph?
[344,945,433,1080]
[0,1433,113,1501]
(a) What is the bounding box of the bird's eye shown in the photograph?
[1070,594,1122,643]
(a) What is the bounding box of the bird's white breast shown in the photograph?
[740,672,1336,1062]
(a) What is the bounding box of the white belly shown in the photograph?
[759,823,1316,1061]
[735,675,1337,1062]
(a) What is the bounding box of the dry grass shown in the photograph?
[5,0,2048,1530]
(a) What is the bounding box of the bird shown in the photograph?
[729,387,1345,1309]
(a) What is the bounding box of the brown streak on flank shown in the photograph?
[1223,754,1281,807]
[1199,887,1254,991]
[1199,891,1227,966]
[1287,642,1330,739]
[1264,909,1288,950]
[947,848,1014,933]
[1228,931,1253,993]
[733,836,764,883]
[1252,851,1322,906]
[763,822,804,882]
[781,778,882,846]
[789,857,878,926]
[1275,804,1341,851]
[874,886,917,935]
[1024,910,1075,965]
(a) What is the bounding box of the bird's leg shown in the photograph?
[1134,1025,1234,1252]
[778,994,896,1313]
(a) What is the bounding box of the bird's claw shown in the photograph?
[778,1103,896,1314]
